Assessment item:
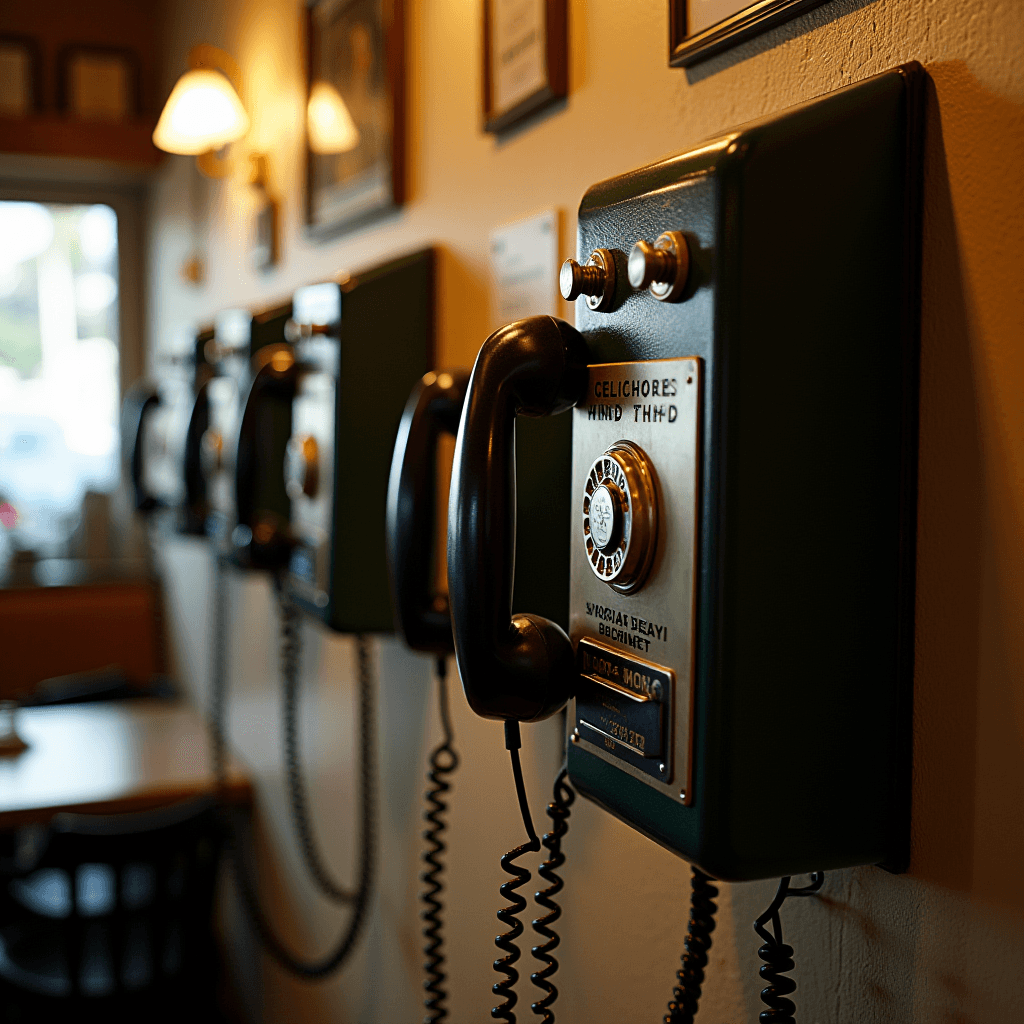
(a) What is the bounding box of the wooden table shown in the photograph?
[0,700,251,828]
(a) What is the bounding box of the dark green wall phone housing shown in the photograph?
[286,250,435,632]
[565,65,924,881]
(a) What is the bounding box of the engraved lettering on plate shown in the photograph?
[570,357,701,805]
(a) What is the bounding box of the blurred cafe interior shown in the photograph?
[0,1,1021,1022]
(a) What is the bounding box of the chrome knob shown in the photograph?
[558,248,617,312]
[627,231,690,302]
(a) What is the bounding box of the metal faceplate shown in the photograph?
[570,358,701,804]
[286,354,336,611]
[204,375,241,522]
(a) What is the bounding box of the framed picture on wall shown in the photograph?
[58,45,142,122]
[0,36,42,117]
[670,0,829,68]
[483,0,567,135]
[306,0,405,237]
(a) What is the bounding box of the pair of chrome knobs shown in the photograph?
[559,231,690,312]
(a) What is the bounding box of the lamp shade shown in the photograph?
[153,69,250,155]
[307,81,360,155]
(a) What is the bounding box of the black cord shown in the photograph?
[492,720,541,1023]
[529,766,575,1023]
[752,873,825,1023]
[208,551,376,979]
[664,868,719,1023]
[275,576,355,904]
[421,656,459,1023]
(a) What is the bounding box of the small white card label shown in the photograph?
[489,208,559,325]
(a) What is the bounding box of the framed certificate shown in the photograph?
[483,0,567,134]
[670,0,830,68]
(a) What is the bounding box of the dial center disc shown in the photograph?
[589,484,618,551]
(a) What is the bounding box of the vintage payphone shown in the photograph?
[448,65,923,1021]
[194,309,251,541]
[206,253,438,978]
[123,354,194,519]
[285,249,434,629]
[206,298,383,977]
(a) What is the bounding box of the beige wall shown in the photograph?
[149,0,1024,1020]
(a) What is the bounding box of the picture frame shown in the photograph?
[57,45,143,122]
[0,35,43,117]
[670,0,830,68]
[483,0,567,135]
[306,0,405,238]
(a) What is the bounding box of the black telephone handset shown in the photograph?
[447,316,587,723]
[386,368,469,654]
[233,344,299,570]
[445,316,587,1023]
[181,379,210,535]
[180,327,217,536]
[121,379,162,514]
[385,368,468,1023]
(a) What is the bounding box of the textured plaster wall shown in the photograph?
[149,0,1024,1020]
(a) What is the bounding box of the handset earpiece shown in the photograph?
[447,315,588,722]
[386,368,470,653]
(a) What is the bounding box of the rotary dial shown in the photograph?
[581,441,658,594]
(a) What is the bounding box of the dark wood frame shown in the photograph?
[304,0,406,239]
[0,34,44,114]
[57,44,144,118]
[669,0,829,68]
[483,0,567,134]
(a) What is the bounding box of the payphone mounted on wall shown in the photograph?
[447,62,923,1019]
[285,249,435,632]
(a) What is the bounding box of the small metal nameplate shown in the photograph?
[575,639,673,779]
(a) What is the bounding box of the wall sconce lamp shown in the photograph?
[307,81,360,154]
[153,44,250,178]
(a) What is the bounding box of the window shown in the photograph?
[0,201,121,559]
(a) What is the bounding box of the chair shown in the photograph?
[0,797,225,1022]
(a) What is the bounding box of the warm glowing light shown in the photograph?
[307,81,360,155]
[0,202,54,270]
[153,69,250,155]
[74,272,118,314]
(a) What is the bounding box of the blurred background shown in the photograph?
[0,1,1021,1022]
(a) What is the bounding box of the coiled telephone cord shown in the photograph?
[493,720,542,1023]
[208,552,376,978]
[752,873,825,1023]
[421,656,460,1023]
[275,576,356,904]
[664,868,719,1024]
[529,767,575,1023]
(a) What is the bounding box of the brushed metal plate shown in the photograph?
[569,357,701,803]
[287,352,336,610]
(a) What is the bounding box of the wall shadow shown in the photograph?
[908,60,1024,919]
[684,0,883,84]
